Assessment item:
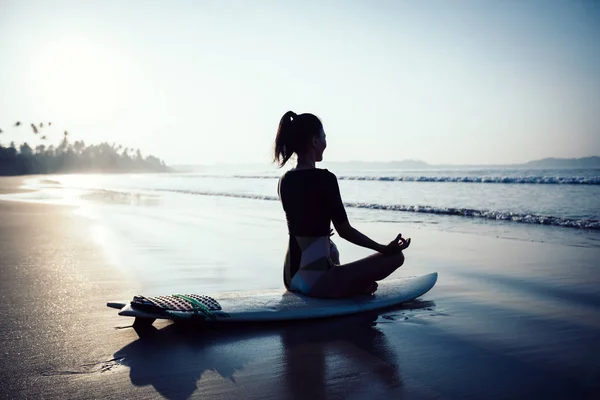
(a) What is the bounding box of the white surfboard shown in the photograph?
[107,272,437,325]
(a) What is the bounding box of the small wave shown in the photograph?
[39,179,61,185]
[156,188,278,202]
[82,189,161,206]
[195,174,600,185]
[345,202,600,230]
[155,188,600,230]
[336,176,600,185]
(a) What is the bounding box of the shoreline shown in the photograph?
[0,176,36,195]
[4,175,598,251]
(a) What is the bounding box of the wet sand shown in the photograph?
[1,176,599,399]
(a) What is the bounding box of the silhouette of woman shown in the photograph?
[274,111,410,298]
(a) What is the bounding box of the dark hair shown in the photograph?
[273,111,323,167]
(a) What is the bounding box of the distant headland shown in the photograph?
[0,137,170,176]
[323,156,600,170]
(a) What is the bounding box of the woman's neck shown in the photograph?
[295,153,316,170]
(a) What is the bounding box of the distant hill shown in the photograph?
[322,159,430,170]
[327,156,600,170]
[173,156,600,171]
[521,156,600,169]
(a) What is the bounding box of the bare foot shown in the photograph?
[365,281,378,295]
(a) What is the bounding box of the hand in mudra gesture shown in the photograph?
[380,233,411,255]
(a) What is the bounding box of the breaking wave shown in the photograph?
[336,175,600,185]
[156,188,600,230]
[193,174,600,185]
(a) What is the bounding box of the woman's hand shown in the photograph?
[378,233,411,255]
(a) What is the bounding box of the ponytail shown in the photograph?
[273,111,323,167]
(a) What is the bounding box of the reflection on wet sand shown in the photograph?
[114,300,433,400]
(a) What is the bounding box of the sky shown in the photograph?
[1,0,599,165]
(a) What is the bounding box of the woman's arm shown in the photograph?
[334,221,386,253]
[335,221,411,254]
[327,171,410,254]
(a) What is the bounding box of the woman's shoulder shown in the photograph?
[279,168,336,186]
[318,168,337,179]
[307,168,337,181]
[282,167,334,175]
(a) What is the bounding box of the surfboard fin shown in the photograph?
[133,317,156,327]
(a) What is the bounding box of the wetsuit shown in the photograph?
[277,168,348,294]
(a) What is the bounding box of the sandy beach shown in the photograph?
[1,176,599,400]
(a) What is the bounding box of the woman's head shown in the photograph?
[273,111,326,167]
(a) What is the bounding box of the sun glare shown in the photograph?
[30,38,124,118]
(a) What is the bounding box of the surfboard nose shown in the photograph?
[107,301,127,310]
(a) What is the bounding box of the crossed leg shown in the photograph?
[310,251,406,299]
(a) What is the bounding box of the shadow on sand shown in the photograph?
[113,299,435,400]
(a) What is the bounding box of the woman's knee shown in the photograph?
[384,251,404,268]
[370,252,405,282]
[396,251,405,266]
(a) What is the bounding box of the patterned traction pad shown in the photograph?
[131,294,222,315]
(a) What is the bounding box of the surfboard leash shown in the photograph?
[173,294,216,320]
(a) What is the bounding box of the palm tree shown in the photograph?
[73,140,85,154]
[1,118,169,174]
[19,143,33,157]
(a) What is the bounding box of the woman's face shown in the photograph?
[313,128,327,162]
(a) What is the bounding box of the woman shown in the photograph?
[275,111,410,298]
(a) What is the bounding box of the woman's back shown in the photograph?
[278,168,347,237]
[278,168,348,291]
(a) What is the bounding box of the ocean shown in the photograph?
[2,164,598,295]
